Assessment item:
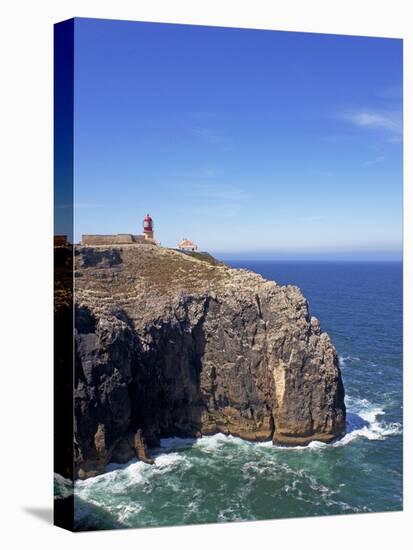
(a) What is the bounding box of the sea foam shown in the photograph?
[339,355,361,366]
[74,394,401,514]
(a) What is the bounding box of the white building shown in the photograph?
[177,238,198,251]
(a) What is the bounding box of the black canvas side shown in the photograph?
[53,17,75,532]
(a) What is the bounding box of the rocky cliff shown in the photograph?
[71,245,345,478]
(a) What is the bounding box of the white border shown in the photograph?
[0,1,411,549]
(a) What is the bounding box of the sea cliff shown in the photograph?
[70,245,345,478]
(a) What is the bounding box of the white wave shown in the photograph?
[333,397,401,446]
[154,452,188,469]
[359,406,385,425]
[339,355,361,366]
[74,493,144,527]
[339,354,380,369]
[256,441,273,448]
[194,432,243,452]
[75,445,194,506]
[116,503,143,524]
[271,440,327,451]
[75,395,401,502]
[75,460,150,498]
[80,452,190,490]
[338,420,401,445]
[263,395,402,452]
[157,399,401,459]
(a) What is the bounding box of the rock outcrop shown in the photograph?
[71,245,345,478]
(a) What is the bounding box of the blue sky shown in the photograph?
[72,18,402,259]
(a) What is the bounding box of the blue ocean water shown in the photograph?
[71,261,403,530]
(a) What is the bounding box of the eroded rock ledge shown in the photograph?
[69,245,345,478]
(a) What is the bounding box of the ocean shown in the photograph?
[69,261,403,530]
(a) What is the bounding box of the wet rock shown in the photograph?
[134,429,154,465]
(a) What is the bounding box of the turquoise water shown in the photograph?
[71,261,403,530]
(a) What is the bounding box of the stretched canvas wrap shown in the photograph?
[54,17,403,531]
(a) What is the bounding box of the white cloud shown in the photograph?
[363,155,387,167]
[339,109,402,139]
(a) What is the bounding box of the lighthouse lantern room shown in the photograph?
[143,214,154,241]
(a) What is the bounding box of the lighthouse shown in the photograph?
[143,214,154,241]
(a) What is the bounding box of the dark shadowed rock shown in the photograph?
[71,245,346,478]
[76,247,123,269]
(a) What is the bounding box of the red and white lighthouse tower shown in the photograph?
[143,214,154,241]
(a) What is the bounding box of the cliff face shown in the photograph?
[72,246,345,478]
